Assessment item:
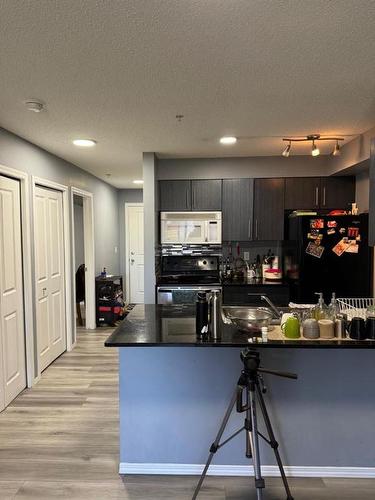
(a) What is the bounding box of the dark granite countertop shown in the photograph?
[105,305,375,349]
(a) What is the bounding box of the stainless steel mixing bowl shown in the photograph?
[222,306,273,333]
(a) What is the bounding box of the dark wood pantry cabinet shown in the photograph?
[222,178,254,241]
[253,178,285,241]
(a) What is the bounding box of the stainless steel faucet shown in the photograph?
[247,293,282,319]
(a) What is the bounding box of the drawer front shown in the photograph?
[223,285,290,307]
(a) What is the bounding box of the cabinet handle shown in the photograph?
[192,188,194,209]
[186,190,189,209]
[248,218,251,239]
[255,219,258,240]
[323,187,326,206]
[315,187,319,207]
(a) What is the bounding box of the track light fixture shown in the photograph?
[282,141,291,157]
[332,140,341,156]
[311,140,320,157]
[281,134,344,157]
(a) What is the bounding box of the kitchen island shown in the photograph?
[106,305,375,478]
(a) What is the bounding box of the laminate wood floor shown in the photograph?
[0,327,374,499]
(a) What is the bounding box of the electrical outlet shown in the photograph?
[244,251,250,261]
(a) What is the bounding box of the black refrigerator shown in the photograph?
[285,214,372,303]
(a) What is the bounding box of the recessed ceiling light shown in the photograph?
[72,139,97,147]
[133,180,144,185]
[220,136,237,145]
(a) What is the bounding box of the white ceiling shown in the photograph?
[0,1,374,188]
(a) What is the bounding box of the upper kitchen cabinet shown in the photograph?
[285,177,320,210]
[320,176,355,210]
[191,180,222,210]
[222,178,254,241]
[254,178,285,240]
[158,180,192,211]
[158,179,222,211]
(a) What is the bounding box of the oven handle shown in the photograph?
[157,287,222,292]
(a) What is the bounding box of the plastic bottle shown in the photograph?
[313,292,329,320]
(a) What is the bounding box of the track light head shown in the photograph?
[311,140,320,157]
[332,141,341,156]
[282,142,291,157]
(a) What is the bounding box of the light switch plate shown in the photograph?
[244,251,250,261]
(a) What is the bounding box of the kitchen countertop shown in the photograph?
[105,304,375,348]
[222,277,288,286]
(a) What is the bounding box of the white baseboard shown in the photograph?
[119,463,375,478]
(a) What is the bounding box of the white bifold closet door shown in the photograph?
[0,175,26,411]
[34,186,66,372]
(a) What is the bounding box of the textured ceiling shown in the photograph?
[0,1,374,187]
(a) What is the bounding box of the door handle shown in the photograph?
[255,219,258,240]
[323,187,326,206]
[315,187,319,207]
[248,218,251,239]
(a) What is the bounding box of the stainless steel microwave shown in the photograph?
[160,211,222,245]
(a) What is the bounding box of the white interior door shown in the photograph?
[34,186,66,372]
[127,205,144,304]
[0,175,26,410]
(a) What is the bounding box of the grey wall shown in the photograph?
[73,196,84,269]
[143,153,158,303]
[120,347,375,469]
[356,171,370,213]
[157,155,331,180]
[0,126,120,275]
[118,189,143,276]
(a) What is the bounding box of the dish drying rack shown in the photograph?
[337,298,375,320]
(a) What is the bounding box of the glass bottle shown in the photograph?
[328,292,340,320]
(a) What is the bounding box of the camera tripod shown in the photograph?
[192,348,298,500]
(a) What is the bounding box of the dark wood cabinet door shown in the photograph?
[191,180,222,210]
[254,178,285,240]
[285,177,320,210]
[159,180,191,211]
[320,176,355,210]
[222,179,254,241]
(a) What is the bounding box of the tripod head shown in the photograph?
[240,348,298,380]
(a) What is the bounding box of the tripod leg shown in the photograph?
[256,383,294,500]
[248,383,264,500]
[192,387,238,500]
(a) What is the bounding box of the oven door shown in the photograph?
[157,286,222,305]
